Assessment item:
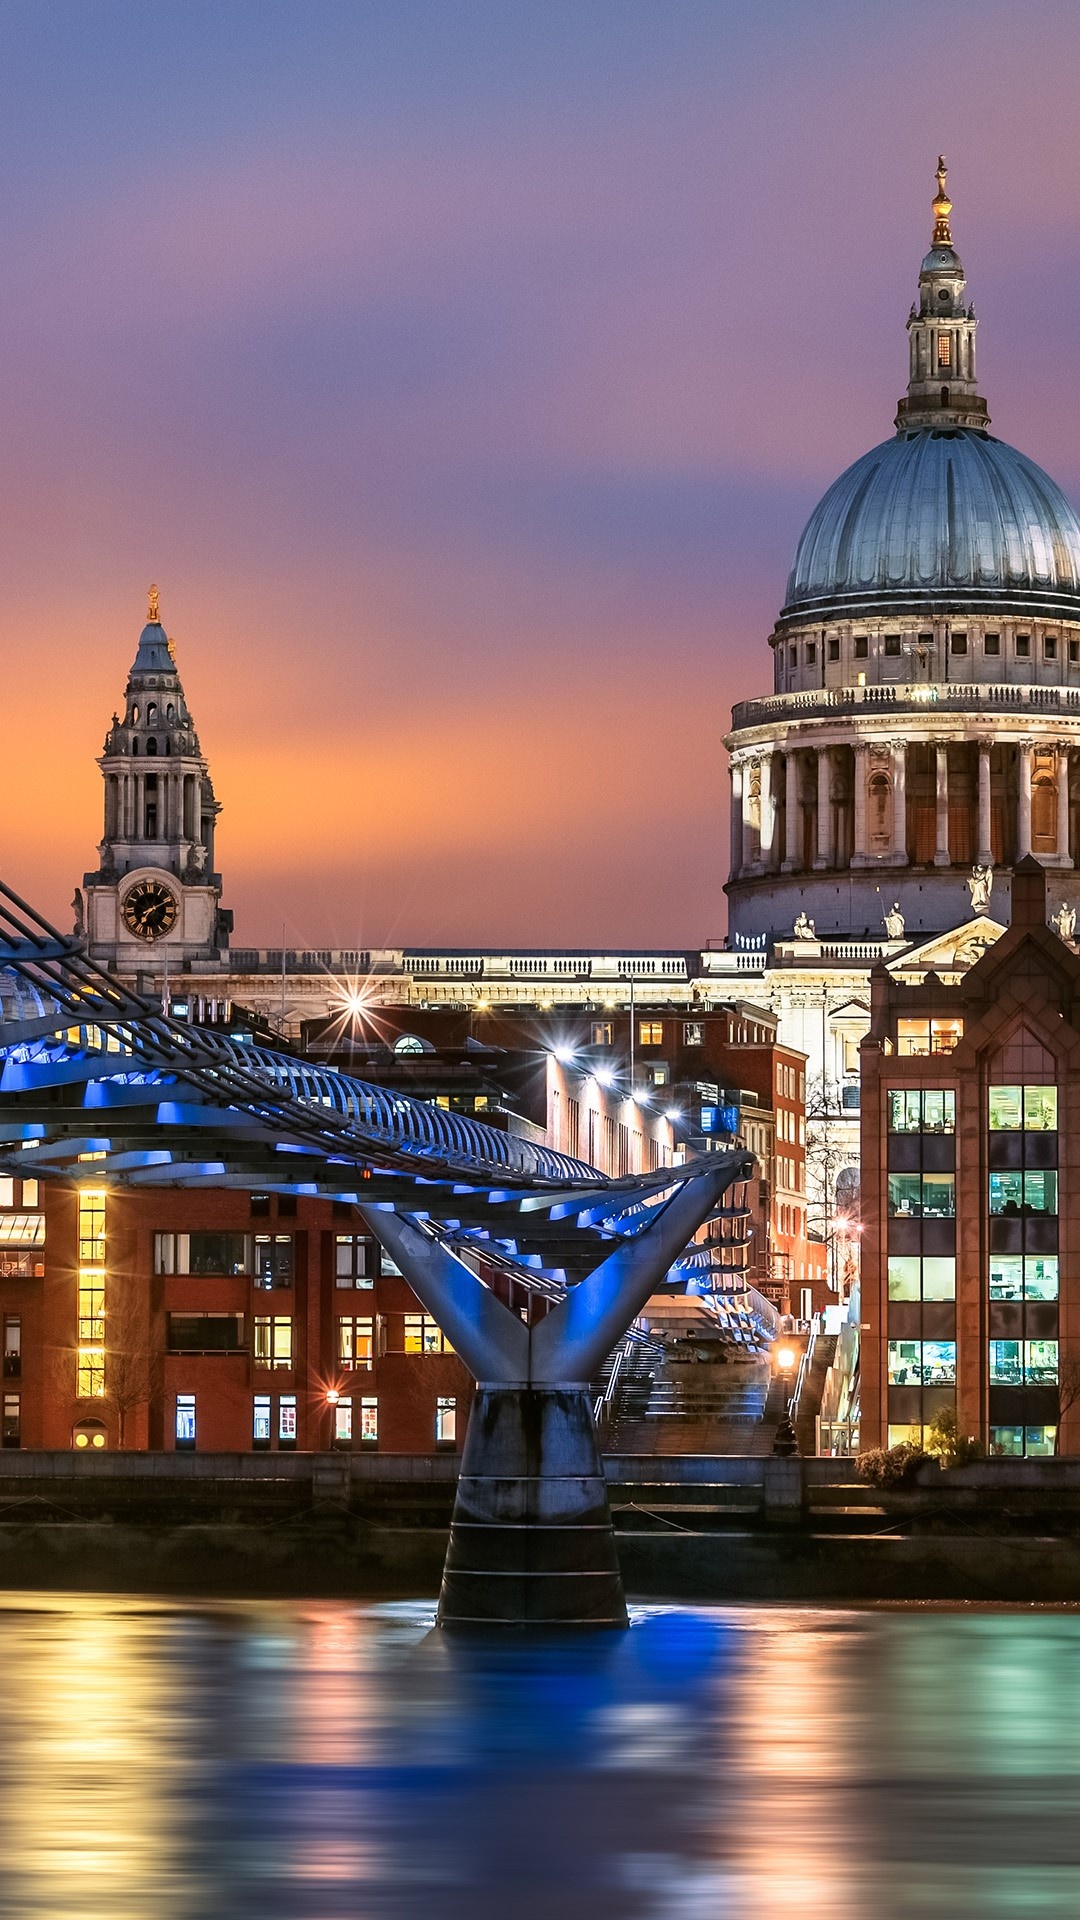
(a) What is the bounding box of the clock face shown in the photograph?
[122,880,178,942]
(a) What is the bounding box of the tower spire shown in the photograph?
[932,154,952,246]
[895,158,987,434]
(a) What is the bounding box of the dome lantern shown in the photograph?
[896,156,988,434]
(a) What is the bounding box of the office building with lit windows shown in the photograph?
[860,859,1078,1456]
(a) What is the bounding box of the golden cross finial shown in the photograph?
[932,154,953,245]
[147,582,160,624]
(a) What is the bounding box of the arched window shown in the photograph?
[868,772,892,851]
[394,1035,429,1055]
[131,738,139,755]
[164,737,171,755]
[131,705,139,725]
[940,385,949,407]
[166,702,175,719]
[145,737,158,756]
[146,702,157,724]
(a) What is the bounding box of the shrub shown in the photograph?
[857,1441,934,1488]
[925,1405,984,1468]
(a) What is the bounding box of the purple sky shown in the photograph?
[1,1,1079,947]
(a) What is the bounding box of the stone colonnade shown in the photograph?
[730,736,1076,877]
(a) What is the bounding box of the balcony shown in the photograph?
[730,680,1080,734]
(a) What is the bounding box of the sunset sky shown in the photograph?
[2,1,1079,948]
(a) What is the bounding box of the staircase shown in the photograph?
[792,1332,839,1456]
[608,1356,773,1455]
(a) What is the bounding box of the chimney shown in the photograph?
[1011,855,1047,932]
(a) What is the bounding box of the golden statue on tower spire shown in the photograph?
[932,155,953,246]
[147,582,160,625]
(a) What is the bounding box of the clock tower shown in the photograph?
[80,587,232,977]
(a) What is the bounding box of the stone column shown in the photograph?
[891,740,908,865]
[741,760,755,873]
[814,747,831,869]
[759,752,775,871]
[729,762,743,879]
[934,745,950,866]
[1017,741,1033,861]
[1058,745,1073,867]
[977,739,993,866]
[783,750,799,870]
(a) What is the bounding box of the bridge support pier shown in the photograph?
[361,1153,750,1630]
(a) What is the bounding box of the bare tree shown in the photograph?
[1054,1355,1080,1456]
[804,1074,861,1296]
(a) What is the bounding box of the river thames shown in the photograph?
[0,1596,1077,1917]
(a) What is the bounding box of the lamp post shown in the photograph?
[772,1341,799,1456]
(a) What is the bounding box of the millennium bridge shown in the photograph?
[0,878,759,1627]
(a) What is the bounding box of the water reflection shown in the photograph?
[0,1598,1077,1916]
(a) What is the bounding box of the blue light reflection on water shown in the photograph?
[0,1598,1080,1916]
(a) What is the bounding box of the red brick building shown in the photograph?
[0,1177,474,1454]
[861,859,1080,1456]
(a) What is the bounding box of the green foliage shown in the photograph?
[924,1405,985,1468]
[857,1441,933,1488]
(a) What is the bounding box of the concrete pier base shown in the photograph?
[438,1388,627,1629]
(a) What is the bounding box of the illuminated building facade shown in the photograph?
[860,858,1080,1456]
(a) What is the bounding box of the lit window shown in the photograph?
[333,1397,352,1448]
[591,1022,613,1047]
[403,1313,452,1355]
[253,1316,293,1369]
[638,1021,663,1047]
[278,1395,297,1448]
[2,1394,19,1449]
[888,1089,955,1133]
[887,1257,955,1301]
[359,1396,378,1446]
[937,333,951,367]
[337,1315,374,1368]
[154,1231,250,1276]
[253,1234,293,1289]
[175,1394,196,1450]
[989,1340,1058,1386]
[887,1173,955,1217]
[335,1235,375,1289]
[990,1426,1057,1457]
[989,1255,1058,1301]
[436,1397,457,1447]
[896,1018,963,1056]
[253,1395,271,1449]
[887,1340,956,1385]
[0,1179,12,1209]
[394,1035,426,1055]
[3,1317,20,1377]
[988,1171,1057,1216]
[683,1023,704,1046]
[988,1085,1057,1131]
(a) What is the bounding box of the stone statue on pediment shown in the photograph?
[793,912,816,939]
[968,863,993,915]
[883,902,905,939]
[1052,900,1076,942]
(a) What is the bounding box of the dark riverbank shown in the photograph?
[0,1451,1079,1601]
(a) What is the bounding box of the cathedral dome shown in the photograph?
[783,427,1080,622]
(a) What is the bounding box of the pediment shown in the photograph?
[886,916,1006,978]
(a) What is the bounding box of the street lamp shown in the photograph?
[772,1342,799,1456]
